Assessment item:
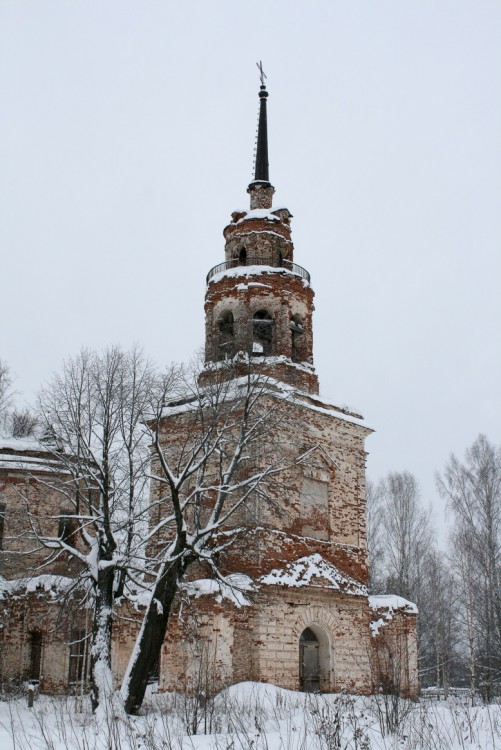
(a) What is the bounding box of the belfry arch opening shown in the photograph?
[290,315,305,362]
[238,247,247,266]
[299,625,330,692]
[251,309,273,356]
[217,311,235,358]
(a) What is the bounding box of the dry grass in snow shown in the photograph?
[0,682,500,750]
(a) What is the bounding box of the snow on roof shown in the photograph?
[252,376,370,429]
[161,369,370,430]
[0,456,68,474]
[263,355,315,374]
[232,206,289,216]
[369,595,418,636]
[260,553,367,597]
[0,436,44,452]
[182,573,253,607]
[235,282,273,290]
[0,437,68,474]
[228,229,292,243]
[369,594,418,614]
[209,265,292,285]
[235,209,280,224]
[0,574,76,600]
[315,393,363,419]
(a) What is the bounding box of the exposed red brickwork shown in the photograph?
[0,589,91,694]
[247,182,275,210]
[370,608,419,699]
[0,135,418,700]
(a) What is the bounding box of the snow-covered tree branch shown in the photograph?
[120,363,293,714]
[28,345,171,714]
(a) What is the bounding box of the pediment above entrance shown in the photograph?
[259,552,367,597]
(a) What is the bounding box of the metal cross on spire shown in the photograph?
[253,62,269,182]
[256,60,267,87]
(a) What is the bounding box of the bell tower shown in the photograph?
[201,76,319,394]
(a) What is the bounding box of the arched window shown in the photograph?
[278,250,283,267]
[251,310,273,356]
[238,247,247,266]
[290,315,304,362]
[217,311,235,358]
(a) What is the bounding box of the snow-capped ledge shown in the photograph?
[259,553,367,597]
[209,264,310,288]
[0,574,77,600]
[182,573,254,608]
[369,595,418,637]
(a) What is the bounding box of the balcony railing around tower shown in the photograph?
[206,257,311,285]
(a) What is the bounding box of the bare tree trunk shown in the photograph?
[90,565,115,713]
[122,553,184,714]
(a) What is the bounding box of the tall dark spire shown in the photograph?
[248,63,274,210]
[254,84,269,183]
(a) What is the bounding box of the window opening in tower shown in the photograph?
[217,311,235,359]
[251,310,273,356]
[290,315,304,362]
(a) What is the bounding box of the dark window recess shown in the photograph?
[29,632,43,682]
[217,311,235,357]
[238,247,247,265]
[68,629,89,684]
[58,511,76,543]
[290,315,304,362]
[251,310,273,356]
[0,503,5,551]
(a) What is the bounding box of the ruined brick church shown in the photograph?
[0,79,418,697]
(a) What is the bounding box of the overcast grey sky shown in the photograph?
[1,1,500,538]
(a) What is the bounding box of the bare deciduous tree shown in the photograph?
[377,471,433,603]
[32,345,162,714]
[367,471,443,685]
[10,408,38,437]
[25,348,290,715]
[418,548,460,692]
[366,478,386,594]
[437,434,501,698]
[0,359,13,423]
[121,365,292,714]
[448,523,478,691]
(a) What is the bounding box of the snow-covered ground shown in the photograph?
[1,682,500,749]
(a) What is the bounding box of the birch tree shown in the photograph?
[437,434,501,698]
[378,471,433,603]
[366,479,386,594]
[368,471,441,682]
[418,549,460,692]
[0,359,13,424]
[448,523,478,690]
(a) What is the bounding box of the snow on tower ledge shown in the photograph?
[369,594,418,637]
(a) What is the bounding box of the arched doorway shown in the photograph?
[299,627,320,692]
